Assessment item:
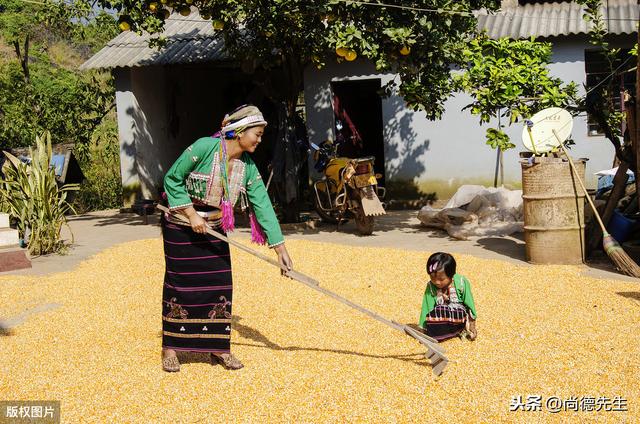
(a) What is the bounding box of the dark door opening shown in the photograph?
[331,79,385,181]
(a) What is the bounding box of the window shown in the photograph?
[584,49,636,136]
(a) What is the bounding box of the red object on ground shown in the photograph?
[0,249,31,272]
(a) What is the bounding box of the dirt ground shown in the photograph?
[2,209,635,283]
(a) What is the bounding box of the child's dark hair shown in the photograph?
[426,252,456,278]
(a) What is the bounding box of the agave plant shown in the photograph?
[0,132,79,256]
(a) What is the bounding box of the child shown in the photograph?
[419,252,477,341]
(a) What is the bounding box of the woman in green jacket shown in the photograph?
[161,105,292,372]
[419,252,477,341]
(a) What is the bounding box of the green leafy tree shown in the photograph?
[0,0,122,212]
[454,35,578,151]
[0,0,118,150]
[96,0,501,220]
[575,0,638,169]
[101,0,503,115]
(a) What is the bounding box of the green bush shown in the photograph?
[73,120,123,213]
[0,131,78,255]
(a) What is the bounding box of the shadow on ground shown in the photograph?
[475,235,527,263]
[67,212,162,227]
[230,316,430,365]
[156,317,430,366]
[279,210,449,239]
[617,291,640,303]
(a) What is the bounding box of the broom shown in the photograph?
[553,129,640,278]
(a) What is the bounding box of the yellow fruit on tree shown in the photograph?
[335,47,348,57]
[345,50,357,61]
[186,0,193,4]
[400,46,411,56]
[160,0,168,4]
[148,2,159,12]
[118,21,131,32]
[163,9,170,19]
[200,12,211,20]
[179,6,191,16]
[212,20,224,30]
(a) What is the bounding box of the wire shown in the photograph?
[15,0,640,23]
[328,0,473,16]
[16,0,49,5]
[328,0,640,23]
[585,55,635,96]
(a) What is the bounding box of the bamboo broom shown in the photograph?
[553,129,640,278]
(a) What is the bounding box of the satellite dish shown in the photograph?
[521,107,573,154]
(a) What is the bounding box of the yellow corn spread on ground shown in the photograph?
[0,238,639,422]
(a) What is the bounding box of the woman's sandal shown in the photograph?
[211,353,244,370]
[162,355,180,372]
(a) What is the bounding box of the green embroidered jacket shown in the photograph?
[164,136,284,247]
[419,274,477,327]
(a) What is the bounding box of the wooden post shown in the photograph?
[494,147,500,188]
[636,8,640,210]
[587,97,635,255]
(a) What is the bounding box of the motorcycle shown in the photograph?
[311,137,386,235]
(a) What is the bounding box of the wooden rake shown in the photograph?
[157,205,449,375]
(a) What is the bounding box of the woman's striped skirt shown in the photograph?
[161,215,233,354]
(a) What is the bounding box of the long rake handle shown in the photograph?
[0,303,62,330]
[552,130,607,233]
[157,205,448,370]
[156,204,316,282]
[158,206,406,328]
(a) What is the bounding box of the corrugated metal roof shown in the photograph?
[477,0,639,39]
[82,2,638,69]
[80,9,228,70]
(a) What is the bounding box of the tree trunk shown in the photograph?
[268,56,307,223]
[13,36,30,84]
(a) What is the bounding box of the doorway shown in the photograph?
[331,79,386,181]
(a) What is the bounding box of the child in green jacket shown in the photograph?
[419,252,477,341]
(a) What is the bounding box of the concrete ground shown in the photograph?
[1,209,636,282]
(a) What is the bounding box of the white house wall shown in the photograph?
[304,38,622,199]
[113,65,236,201]
[114,66,170,200]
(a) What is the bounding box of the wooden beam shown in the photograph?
[636,12,640,211]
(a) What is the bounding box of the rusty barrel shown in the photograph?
[521,156,586,264]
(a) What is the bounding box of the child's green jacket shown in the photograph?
[419,274,477,327]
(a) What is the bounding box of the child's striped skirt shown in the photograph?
[423,303,469,341]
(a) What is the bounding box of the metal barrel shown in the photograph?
[521,156,586,264]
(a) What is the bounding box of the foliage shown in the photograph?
[99,0,500,117]
[0,0,118,51]
[73,119,123,213]
[0,0,117,150]
[454,36,578,150]
[575,0,637,167]
[96,0,500,220]
[0,132,78,255]
[0,60,115,150]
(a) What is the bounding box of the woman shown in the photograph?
[161,105,293,372]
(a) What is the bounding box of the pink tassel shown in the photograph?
[221,199,235,232]
[249,212,267,245]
